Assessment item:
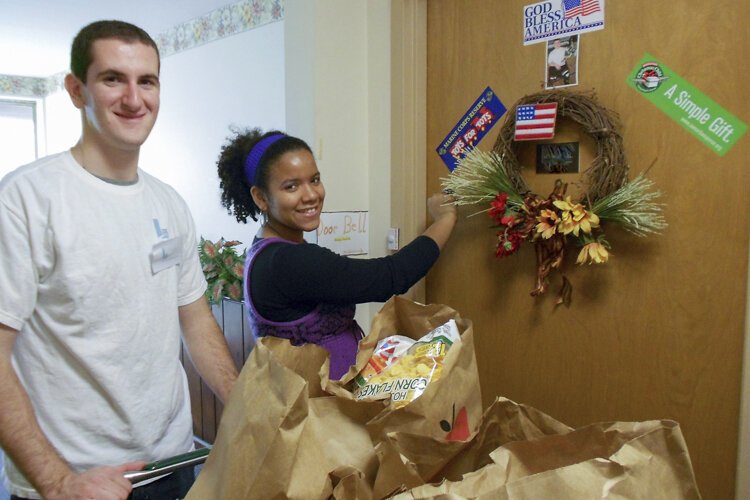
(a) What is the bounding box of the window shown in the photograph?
[0,98,39,178]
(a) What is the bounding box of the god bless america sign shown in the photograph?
[523,0,605,45]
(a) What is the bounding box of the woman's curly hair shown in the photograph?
[216,126,312,223]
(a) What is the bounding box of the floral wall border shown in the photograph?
[0,0,283,98]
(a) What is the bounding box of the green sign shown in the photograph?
[627,54,747,157]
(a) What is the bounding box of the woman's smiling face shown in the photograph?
[258,149,325,242]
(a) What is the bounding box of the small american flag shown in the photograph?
[562,0,601,19]
[514,103,558,141]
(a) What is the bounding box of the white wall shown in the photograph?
[285,0,370,213]
[43,88,81,156]
[311,2,369,213]
[141,22,285,248]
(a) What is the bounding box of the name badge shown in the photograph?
[150,236,182,274]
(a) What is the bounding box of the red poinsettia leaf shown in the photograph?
[226,282,243,301]
[210,280,225,303]
[232,262,244,278]
[201,240,217,258]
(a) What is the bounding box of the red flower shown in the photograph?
[500,213,519,227]
[488,192,509,223]
[495,230,523,258]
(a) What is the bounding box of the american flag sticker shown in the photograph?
[563,0,601,19]
[514,102,558,141]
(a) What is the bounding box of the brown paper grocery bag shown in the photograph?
[327,467,373,500]
[390,405,700,499]
[328,296,484,444]
[371,397,573,498]
[187,296,484,499]
[186,338,382,500]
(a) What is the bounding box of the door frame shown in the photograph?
[390,0,427,302]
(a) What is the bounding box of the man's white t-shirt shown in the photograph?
[548,46,568,67]
[0,151,207,498]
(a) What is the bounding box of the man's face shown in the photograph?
[72,39,160,152]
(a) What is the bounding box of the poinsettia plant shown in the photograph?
[199,237,246,304]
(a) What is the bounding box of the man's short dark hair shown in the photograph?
[70,20,160,82]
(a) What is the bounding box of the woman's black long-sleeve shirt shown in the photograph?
[249,235,440,322]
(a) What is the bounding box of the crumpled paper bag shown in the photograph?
[385,398,700,499]
[186,296,481,499]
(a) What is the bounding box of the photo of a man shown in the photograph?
[546,35,579,89]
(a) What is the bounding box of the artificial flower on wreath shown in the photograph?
[442,148,666,306]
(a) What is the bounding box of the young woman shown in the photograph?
[217,128,457,379]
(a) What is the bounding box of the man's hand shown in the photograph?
[45,461,146,500]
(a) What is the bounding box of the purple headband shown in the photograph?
[244,133,286,186]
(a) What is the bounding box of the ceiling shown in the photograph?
[0,0,238,77]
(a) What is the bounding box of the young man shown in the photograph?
[0,20,238,500]
[547,38,571,86]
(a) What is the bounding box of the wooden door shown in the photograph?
[424,1,749,498]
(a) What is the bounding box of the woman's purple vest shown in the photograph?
[243,237,363,379]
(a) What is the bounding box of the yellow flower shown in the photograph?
[552,196,575,212]
[576,241,610,265]
[576,209,600,235]
[553,196,600,236]
[557,208,577,235]
[535,209,559,239]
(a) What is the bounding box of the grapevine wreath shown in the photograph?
[442,90,666,306]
